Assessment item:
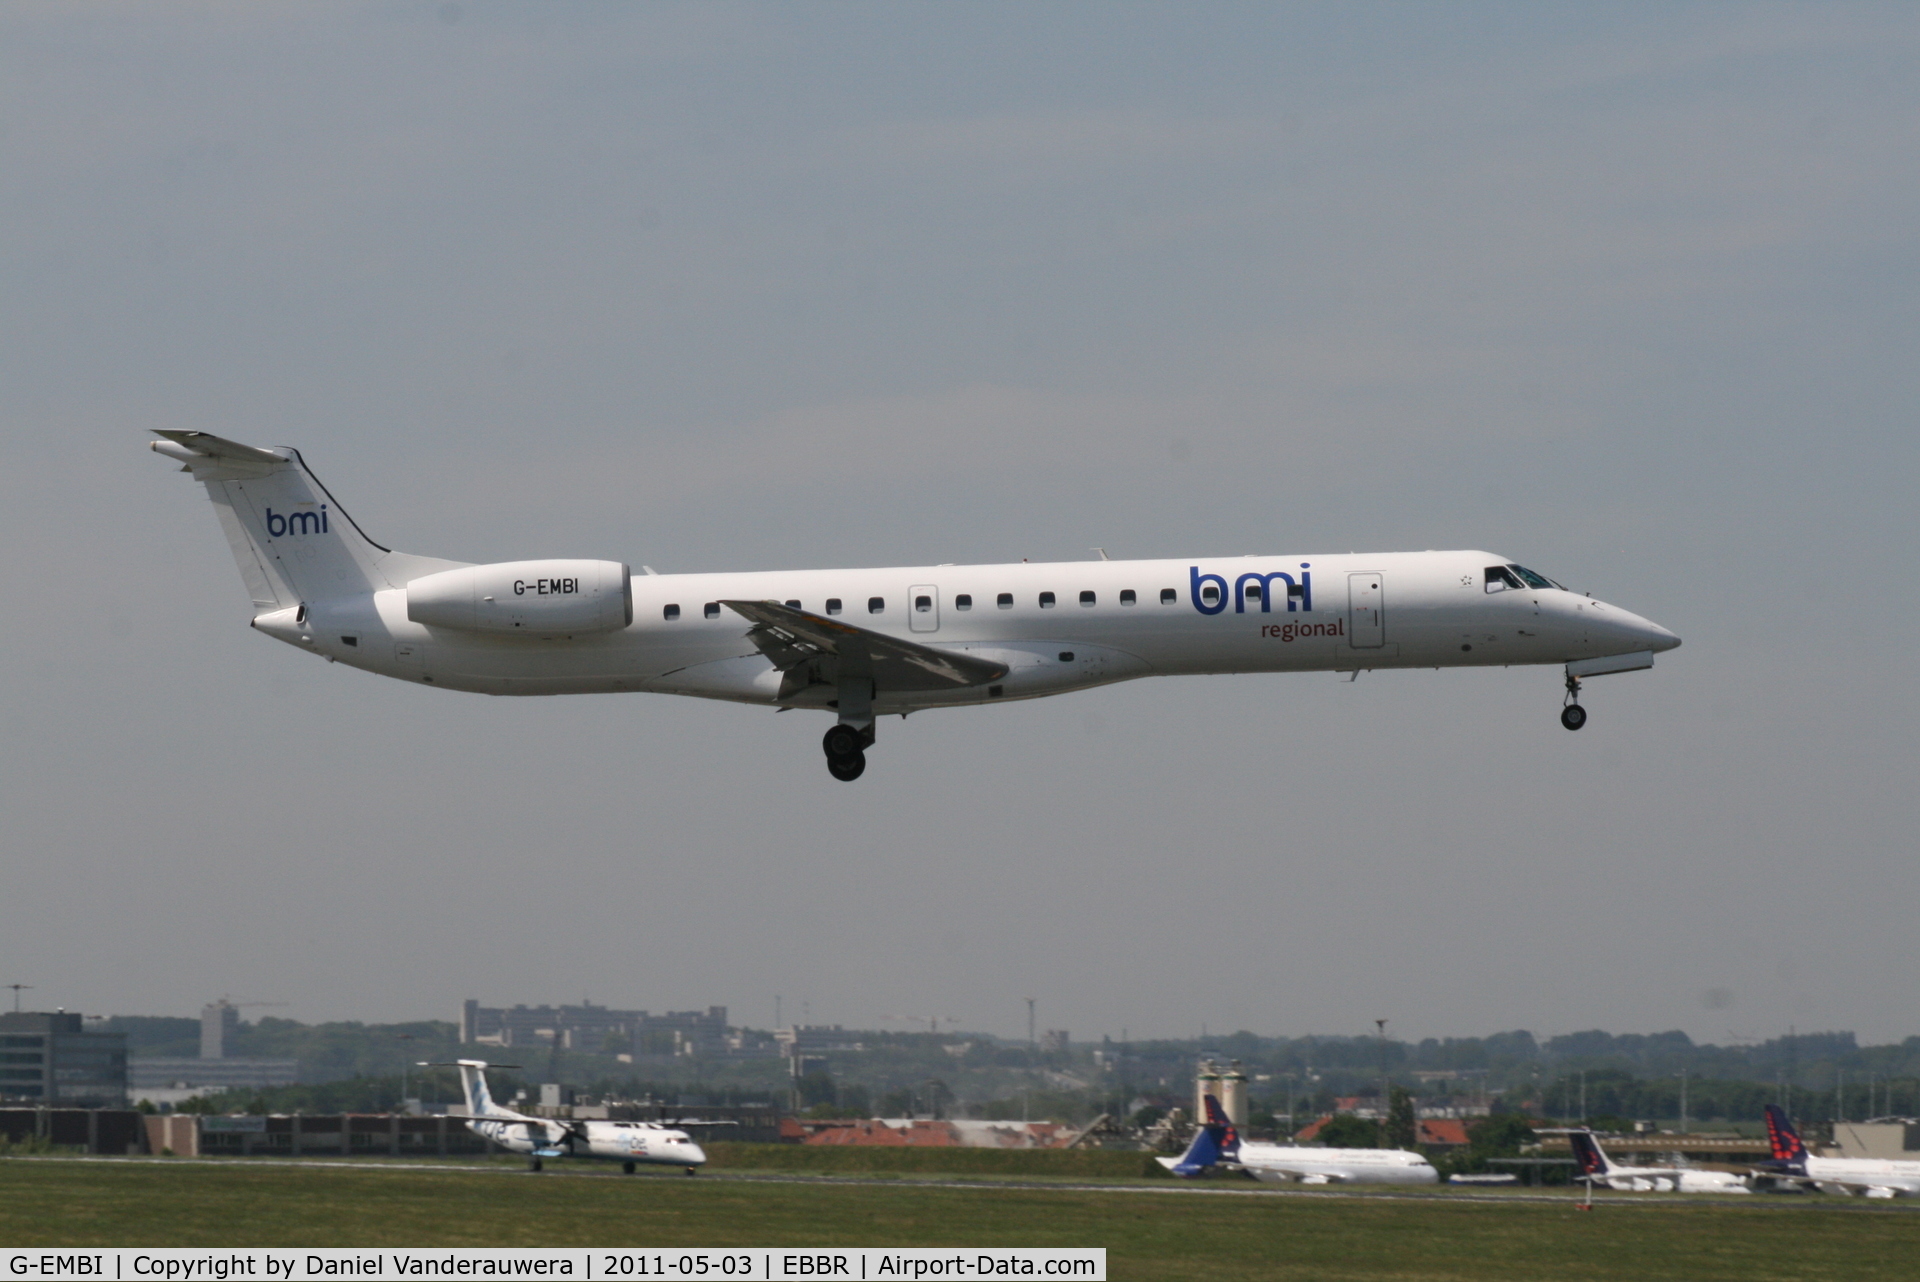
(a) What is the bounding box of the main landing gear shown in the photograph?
[529,1156,544,1172]
[622,1160,636,1175]
[1561,674,1587,731]
[823,723,873,781]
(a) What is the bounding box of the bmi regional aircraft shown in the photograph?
[152,431,1680,779]
[433,1059,708,1174]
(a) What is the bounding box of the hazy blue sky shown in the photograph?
[3,2,1916,1047]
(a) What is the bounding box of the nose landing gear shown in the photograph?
[1561,674,1587,731]
[823,722,874,781]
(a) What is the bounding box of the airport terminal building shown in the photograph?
[0,1011,128,1107]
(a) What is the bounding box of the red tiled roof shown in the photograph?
[1417,1119,1470,1147]
[800,1119,960,1147]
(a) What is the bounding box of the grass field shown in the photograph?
[1,1158,1916,1281]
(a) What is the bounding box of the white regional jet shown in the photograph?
[1759,1105,1920,1197]
[151,432,1680,779]
[1162,1095,1439,1186]
[435,1059,707,1174]
[1567,1129,1749,1193]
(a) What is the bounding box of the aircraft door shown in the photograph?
[909,584,940,633]
[1348,573,1384,648]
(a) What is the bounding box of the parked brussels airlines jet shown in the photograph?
[1758,1105,1920,1197]
[432,1059,707,1174]
[151,432,1680,780]
[1568,1129,1749,1193]
[1162,1095,1437,1185]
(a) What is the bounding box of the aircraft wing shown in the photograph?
[1249,1162,1352,1183]
[722,600,1008,692]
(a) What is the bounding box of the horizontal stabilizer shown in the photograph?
[150,430,285,467]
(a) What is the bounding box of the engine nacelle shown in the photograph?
[406,560,633,635]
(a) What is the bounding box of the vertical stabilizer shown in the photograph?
[457,1060,506,1117]
[150,432,464,611]
[1569,1130,1611,1178]
[1165,1093,1240,1176]
[1763,1105,1809,1171]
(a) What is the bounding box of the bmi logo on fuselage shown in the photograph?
[264,506,329,537]
[1190,564,1312,615]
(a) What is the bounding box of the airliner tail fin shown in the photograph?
[151,432,463,612]
[1568,1130,1611,1178]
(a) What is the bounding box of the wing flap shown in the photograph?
[722,600,1007,691]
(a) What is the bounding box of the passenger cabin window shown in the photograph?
[1160,588,1177,604]
[955,594,973,610]
[915,594,933,612]
[664,604,681,620]
[997,593,1014,608]
[1245,585,1263,603]
[704,602,720,619]
[868,596,885,614]
[1120,590,1136,605]
[1484,566,1523,593]
[785,599,801,609]
[1201,584,1220,605]
[1508,564,1558,589]
[1039,591,1056,608]
[1079,590,1096,606]
[826,598,843,615]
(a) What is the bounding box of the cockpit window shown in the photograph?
[1485,566,1523,593]
[1507,564,1558,590]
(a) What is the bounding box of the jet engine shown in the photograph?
[406,560,633,635]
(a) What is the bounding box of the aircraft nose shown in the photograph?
[1638,617,1681,652]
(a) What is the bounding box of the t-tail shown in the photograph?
[1762,1104,1809,1173]
[1167,1093,1241,1177]
[150,431,463,614]
[455,1060,512,1118]
[1568,1130,1611,1179]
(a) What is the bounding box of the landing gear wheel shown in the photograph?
[685,1166,698,1177]
[530,1157,544,1172]
[827,750,867,781]
[1561,704,1587,731]
[822,724,863,759]
[623,1161,636,1175]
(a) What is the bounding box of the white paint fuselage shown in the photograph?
[271,551,1679,711]
[1237,1141,1439,1186]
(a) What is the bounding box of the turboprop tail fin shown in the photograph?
[453,1060,510,1117]
[150,432,463,611]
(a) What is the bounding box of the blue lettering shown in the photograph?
[1190,565,1228,615]
[1235,571,1297,614]
[265,508,287,537]
[288,510,320,535]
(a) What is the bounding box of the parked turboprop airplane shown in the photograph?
[433,1059,707,1174]
[151,432,1680,779]
[1757,1105,1920,1197]
[1161,1096,1439,1186]
[1567,1129,1749,1193]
